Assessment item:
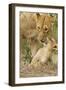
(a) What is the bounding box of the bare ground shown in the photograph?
[20,60,57,77]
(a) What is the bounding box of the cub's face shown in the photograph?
[35,13,55,43]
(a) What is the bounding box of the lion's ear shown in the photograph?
[36,13,40,18]
[50,15,57,24]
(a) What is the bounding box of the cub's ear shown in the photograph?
[36,13,40,18]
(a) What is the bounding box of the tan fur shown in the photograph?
[31,38,57,67]
[20,12,55,57]
[36,13,55,42]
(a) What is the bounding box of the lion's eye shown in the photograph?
[37,25,41,30]
[37,26,40,29]
[43,25,48,32]
[45,27,48,31]
[37,26,41,31]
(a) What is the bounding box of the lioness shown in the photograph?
[20,12,55,57]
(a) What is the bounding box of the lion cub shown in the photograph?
[31,38,57,67]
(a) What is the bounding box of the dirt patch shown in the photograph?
[20,60,57,77]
